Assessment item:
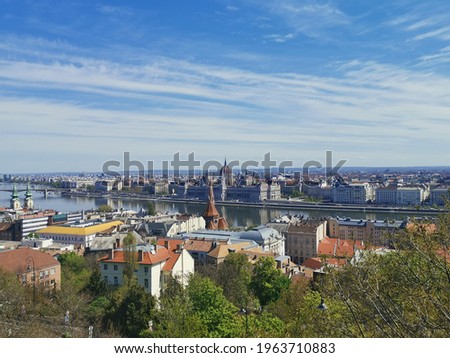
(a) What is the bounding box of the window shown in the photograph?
[50,268,56,275]
[103,264,108,270]
[113,264,118,271]
[114,276,118,285]
[104,276,108,283]
[144,279,149,289]
[144,266,149,274]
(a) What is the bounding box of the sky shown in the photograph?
[1,0,450,173]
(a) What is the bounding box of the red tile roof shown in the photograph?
[318,237,364,258]
[302,257,322,270]
[157,238,184,271]
[302,256,348,270]
[99,246,170,265]
[185,239,214,253]
[0,247,60,274]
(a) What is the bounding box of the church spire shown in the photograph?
[25,182,32,199]
[202,180,228,230]
[24,182,34,209]
[11,184,19,200]
[10,183,21,211]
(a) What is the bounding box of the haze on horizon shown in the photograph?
[1,1,450,173]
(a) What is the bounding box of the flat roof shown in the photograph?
[37,220,123,236]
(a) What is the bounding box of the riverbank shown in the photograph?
[61,191,446,216]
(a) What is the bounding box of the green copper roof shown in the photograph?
[25,182,32,199]
[11,184,19,200]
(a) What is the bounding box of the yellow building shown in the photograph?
[37,220,123,248]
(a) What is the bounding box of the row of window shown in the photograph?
[103,276,149,289]
[44,235,84,242]
[103,264,149,273]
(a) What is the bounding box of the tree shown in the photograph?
[187,274,242,337]
[122,232,137,285]
[250,257,291,307]
[105,281,156,337]
[98,204,113,212]
[147,201,156,216]
[268,277,310,323]
[58,252,90,291]
[145,276,206,338]
[321,213,450,338]
[216,253,257,309]
[84,266,108,297]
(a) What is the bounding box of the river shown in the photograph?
[0,183,432,227]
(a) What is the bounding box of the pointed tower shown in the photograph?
[202,181,228,230]
[10,184,22,211]
[221,158,227,202]
[24,182,34,210]
[220,158,233,186]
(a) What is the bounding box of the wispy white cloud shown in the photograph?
[96,5,134,17]
[386,3,450,42]
[237,0,350,39]
[1,34,450,170]
[264,33,295,43]
[226,5,240,12]
[414,25,450,41]
[418,45,450,65]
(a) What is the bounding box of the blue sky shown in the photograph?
[1,0,450,173]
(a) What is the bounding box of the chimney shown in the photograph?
[116,238,120,248]
[164,241,169,249]
[138,250,143,262]
[333,243,337,256]
[176,244,184,253]
[108,248,114,260]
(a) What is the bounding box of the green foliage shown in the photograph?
[0,269,28,320]
[84,267,108,297]
[244,312,286,338]
[147,201,156,215]
[187,274,242,337]
[58,252,87,274]
[268,278,310,323]
[86,296,110,326]
[105,281,156,337]
[98,204,113,212]
[146,277,206,338]
[58,252,90,292]
[216,253,257,308]
[285,290,351,338]
[250,257,291,307]
[321,215,450,338]
[122,232,137,285]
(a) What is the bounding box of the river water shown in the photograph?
[0,183,422,227]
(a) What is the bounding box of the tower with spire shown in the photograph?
[24,182,34,210]
[10,184,22,211]
[202,180,228,230]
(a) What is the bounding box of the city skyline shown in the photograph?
[2,0,450,172]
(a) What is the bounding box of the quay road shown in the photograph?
[61,190,447,216]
